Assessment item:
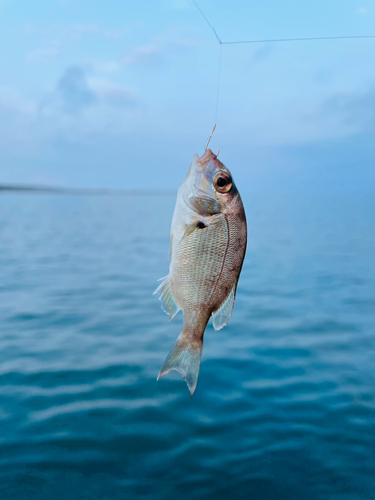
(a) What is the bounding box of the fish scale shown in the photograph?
[173,218,228,311]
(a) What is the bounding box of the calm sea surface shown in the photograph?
[0,191,374,500]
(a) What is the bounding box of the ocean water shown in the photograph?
[0,191,374,500]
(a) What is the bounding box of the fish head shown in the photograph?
[181,149,238,216]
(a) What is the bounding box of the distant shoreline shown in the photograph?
[0,185,175,196]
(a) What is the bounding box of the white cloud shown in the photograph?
[0,86,38,153]
[123,27,197,68]
[153,26,197,47]
[0,85,36,117]
[65,23,127,41]
[0,61,143,162]
[0,0,14,10]
[26,48,59,64]
[124,45,162,67]
[25,21,139,66]
[358,7,367,14]
[88,76,138,108]
[322,85,375,131]
[91,60,120,73]
[38,65,139,119]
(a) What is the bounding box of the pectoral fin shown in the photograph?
[182,221,198,239]
[153,276,180,320]
[212,282,237,331]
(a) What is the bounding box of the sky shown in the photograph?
[0,0,375,191]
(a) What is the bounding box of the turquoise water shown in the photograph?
[0,191,374,500]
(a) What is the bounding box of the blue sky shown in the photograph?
[0,0,375,190]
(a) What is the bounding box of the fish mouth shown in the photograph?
[197,149,225,171]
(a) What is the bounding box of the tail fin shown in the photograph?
[157,334,203,396]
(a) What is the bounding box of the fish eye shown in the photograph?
[213,171,232,193]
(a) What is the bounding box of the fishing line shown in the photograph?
[214,43,222,125]
[192,0,222,44]
[222,34,375,45]
[192,0,375,129]
[192,0,222,129]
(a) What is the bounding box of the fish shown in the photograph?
[154,143,247,396]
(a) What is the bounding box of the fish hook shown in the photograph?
[205,124,216,151]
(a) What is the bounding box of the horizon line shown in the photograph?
[0,184,176,195]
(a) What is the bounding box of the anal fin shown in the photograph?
[212,282,237,331]
[153,276,180,320]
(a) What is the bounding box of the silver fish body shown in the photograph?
[155,149,247,395]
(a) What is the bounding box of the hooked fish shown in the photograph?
[154,143,247,395]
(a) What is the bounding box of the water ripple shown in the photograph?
[0,193,374,499]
